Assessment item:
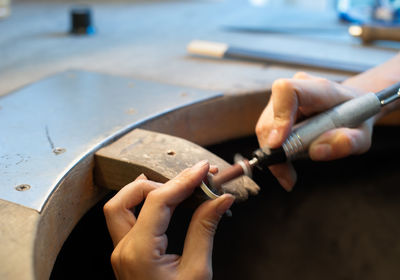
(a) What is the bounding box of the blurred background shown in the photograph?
[1,0,399,98]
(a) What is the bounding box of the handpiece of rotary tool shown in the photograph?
[209,82,400,190]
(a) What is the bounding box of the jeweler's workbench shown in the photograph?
[2,0,398,97]
[1,0,399,279]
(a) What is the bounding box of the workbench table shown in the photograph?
[1,0,399,279]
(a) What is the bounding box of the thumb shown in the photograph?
[309,124,372,161]
[180,194,235,272]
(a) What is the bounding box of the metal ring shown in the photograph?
[200,181,220,200]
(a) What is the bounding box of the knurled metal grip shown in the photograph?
[283,92,381,160]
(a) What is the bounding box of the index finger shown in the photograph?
[259,78,356,148]
[132,160,209,238]
[104,175,161,246]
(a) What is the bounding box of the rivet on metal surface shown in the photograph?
[53,147,66,155]
[166,150,176,156]
[15,184,31,191]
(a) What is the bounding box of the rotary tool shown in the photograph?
[206,82,400,195]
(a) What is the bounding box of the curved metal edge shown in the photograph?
[29,90,267,280]
[38,95,222,213]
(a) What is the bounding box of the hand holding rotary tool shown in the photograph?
[208,77,400,194]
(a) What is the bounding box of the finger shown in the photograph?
[135,173,148,181]
[266,78,356,148]
[268,162,297,191]
[256,104,297,191]
[209,165,218,174]
[256,101,274,147]
[133,160,210,238]
[127,173,149,211]
[104,178,161,246]
[180,194,235,274]
[309,123,373,161]
[293,71,313,80]
[293,72,330,81]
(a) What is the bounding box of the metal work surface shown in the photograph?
[0,70,220,211]
[1,0,399,98]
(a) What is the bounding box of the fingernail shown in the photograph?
[310,144,332,160]
[267,129,280,147]
[193,160,209,169]
[216,194,235,215]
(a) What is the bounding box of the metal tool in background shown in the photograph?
[224,23,400,44]
[349,24,400,43]
[337,0,400,24]
[207,82,400,191]
[336,0,400,44]
[223,24,349,35]
[70,7,95,35]
[187,40,370,75]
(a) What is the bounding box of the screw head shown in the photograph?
[53,147,66,155]
[166,150,176,156]
[15,184,31,191]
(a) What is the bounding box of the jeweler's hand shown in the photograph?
[104,160,235,280]
[256,72,373,191]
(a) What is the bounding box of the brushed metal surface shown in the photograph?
[0,70,221,211]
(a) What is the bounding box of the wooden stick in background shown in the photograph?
[349,24,400,44]
[187,40,370,74]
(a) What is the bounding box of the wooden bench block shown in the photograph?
[94,128,260,202]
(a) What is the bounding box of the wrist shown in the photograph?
[341,53,400,125]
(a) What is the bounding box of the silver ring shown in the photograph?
[200,181,220,200]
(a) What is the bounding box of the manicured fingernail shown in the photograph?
[193,160,209,169]
[216,194,235,215]
[310,144,332,160]
[267,129,280,147]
